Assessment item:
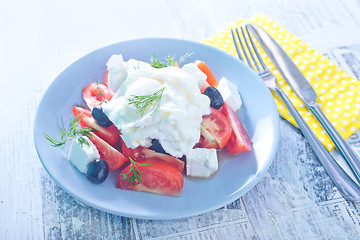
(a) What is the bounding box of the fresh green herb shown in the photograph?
[150,55,167,68]
[128,87,165,116]
[77,135,91,147]
[178,52,193,65]
[94,80,107,103]
[133,61,140,70]
[119,157,150,185]
[149,52,193,68]
[164,54,175,67]
[44,114,94,148]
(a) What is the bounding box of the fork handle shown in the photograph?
[309,104,360,183]
[275,86,360,201]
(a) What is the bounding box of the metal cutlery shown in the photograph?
[231,25,360,202]
[247,23,360,184]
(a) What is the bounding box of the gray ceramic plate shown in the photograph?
[34,38,279,220]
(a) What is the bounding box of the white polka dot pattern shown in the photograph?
[202,14,360,151]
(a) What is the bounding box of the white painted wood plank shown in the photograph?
[2,0,360,239]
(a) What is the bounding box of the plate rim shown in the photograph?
[33,37,280,220]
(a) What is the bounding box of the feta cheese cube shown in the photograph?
[68,136,100,173]
[217,77,242,112]
[186,148,218,178]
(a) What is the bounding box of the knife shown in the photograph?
[247,23,360,184]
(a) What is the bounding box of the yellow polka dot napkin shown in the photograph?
[203,14,360,151]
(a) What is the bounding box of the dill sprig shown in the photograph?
[128,87,165,116]
[150,55,167,68]
[149,52,193,68]
[44,114,94,148]
[94,80,107,103]
[133,61,140,70]
[178,52,193,65]
[165,55,175,66]
[120,158,150,185]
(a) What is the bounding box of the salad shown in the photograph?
[45,53,252,197]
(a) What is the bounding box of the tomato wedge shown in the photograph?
[82,82,113,110]
[221,102,252,154]
[121,141,144,159]
[121,142,185,172]
[174,61,181,68]
[72,105,92,117]
[194,60,218,87]
[72,106,120,146]
[88,133,127,171]
[201,107,232,149]
[103,70,109,87]
[196,125,219,149]
[116,158,184,196]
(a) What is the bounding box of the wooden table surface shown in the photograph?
[2,0,360,239]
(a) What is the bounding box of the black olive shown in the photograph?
[86,159,109,184]
[149,139,167,155]
[203,86,224,109]
[92,106,113,127]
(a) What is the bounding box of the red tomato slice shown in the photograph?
[82,82,113,110]
[194,60,218,87]
[201,108,232,149]
[72,106,120,146]
[121,142,185,172]
[72,105,92,117]
[103,70,109,87]
[174,61,181,68]
[88,133,127,171]
[195,126,219,149]
[116,158,184,196]
[121,141,145,160]
[221,102,252,154]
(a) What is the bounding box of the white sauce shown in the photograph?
[102,54,211,158]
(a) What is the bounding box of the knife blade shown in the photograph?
[247,23,360,184]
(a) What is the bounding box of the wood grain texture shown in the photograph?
[2,0,360,239]
[41,172,136,240]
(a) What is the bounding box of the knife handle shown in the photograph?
[309,104,360,183]
[275,86,360,202]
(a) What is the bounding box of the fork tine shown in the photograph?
[241,26,262,72]
[245,25,267,70]
[232,25,270,74]
[235,28,254,70]
[231,29,244,62]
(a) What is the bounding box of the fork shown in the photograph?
[231,25,360,202]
